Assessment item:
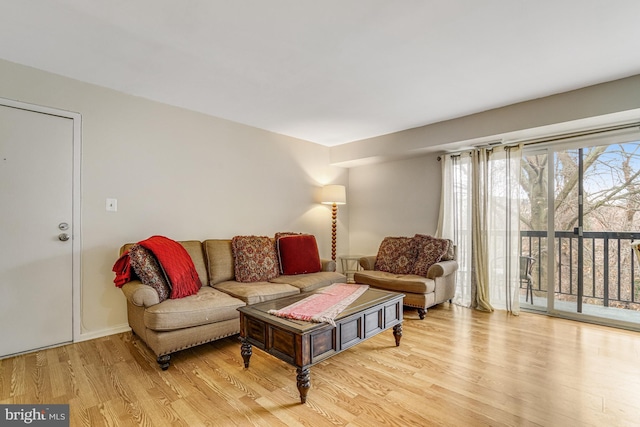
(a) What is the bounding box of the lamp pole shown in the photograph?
[321,184,346,264]
[331,202,338,261]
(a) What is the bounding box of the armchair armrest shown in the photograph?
[359,256,376,271]
[121,280,160,308]
[321,259,336,272]
[426,260,458,279]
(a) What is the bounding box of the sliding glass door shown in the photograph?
[520,130,640,328]
[520,149,550,311]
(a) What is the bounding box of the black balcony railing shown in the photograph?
[520,230,640,309]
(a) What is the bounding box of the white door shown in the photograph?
[0,103,74,357]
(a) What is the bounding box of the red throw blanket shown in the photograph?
[112,251,132,288]
[112,235,201,299]
[138,235,201,299]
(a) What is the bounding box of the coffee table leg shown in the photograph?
[296,367,310,403]
[240,337,252,368]
[393,323,402,346]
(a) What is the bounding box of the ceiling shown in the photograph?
[2,1,640,147]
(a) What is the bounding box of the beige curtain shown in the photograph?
[439,145,523,314]
[471,149,494,312]
[437,154,473,307]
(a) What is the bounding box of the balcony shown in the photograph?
[520,230,640,323]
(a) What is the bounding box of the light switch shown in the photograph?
[106,198,117,212]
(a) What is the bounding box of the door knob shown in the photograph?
[58,233,70,242]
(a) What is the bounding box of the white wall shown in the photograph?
[348,154,440,257]
[0,59,347,339]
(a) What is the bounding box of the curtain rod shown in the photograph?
[437,146,515,161]
[514,121,640,147]
[437,121,640,160]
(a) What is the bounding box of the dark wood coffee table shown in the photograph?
[238,287,404,403]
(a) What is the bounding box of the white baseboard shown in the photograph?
[76,324,131,343]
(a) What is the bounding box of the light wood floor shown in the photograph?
[2,304,640,427]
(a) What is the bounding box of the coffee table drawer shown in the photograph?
[338,298,403,350]
[309,328,337,364]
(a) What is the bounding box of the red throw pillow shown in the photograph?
[277,234,322,275]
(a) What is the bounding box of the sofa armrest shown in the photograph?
[121,280,160,307]
[426,260,458,279]
[359,256,376,271]
[321,259,336,272]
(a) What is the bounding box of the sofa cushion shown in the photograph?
[179,240,209,287]
[203,239,235,285]
[128,245,171,302]
[270,271,346,293]
[213,280,299,305]
[374,237,417,274]
[143,286,245,331]
[232,236,280,282]
[354,270,435,294]
[412,234,450,276]
[276,234,322,275]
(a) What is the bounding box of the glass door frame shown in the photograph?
[544,144,584,316]
[525,132,640,330]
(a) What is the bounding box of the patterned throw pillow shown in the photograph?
[411,234,450,276]
[374,237,417,274]
[232,236,280,283]
[128,244,171,302]
[441,239,455,261]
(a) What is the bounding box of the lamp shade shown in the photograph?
[321,185,346,205]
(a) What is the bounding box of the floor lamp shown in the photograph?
[321,185,346,262]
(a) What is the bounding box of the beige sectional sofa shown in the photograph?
[119,238,345,370]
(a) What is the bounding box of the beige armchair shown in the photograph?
[353,236,458,319]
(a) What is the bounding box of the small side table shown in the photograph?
[339,255,362,283]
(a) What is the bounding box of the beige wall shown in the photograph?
[0,59,347,339]
[348,154,441,257]
[334,74,640,166]
[343,74,640,257]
